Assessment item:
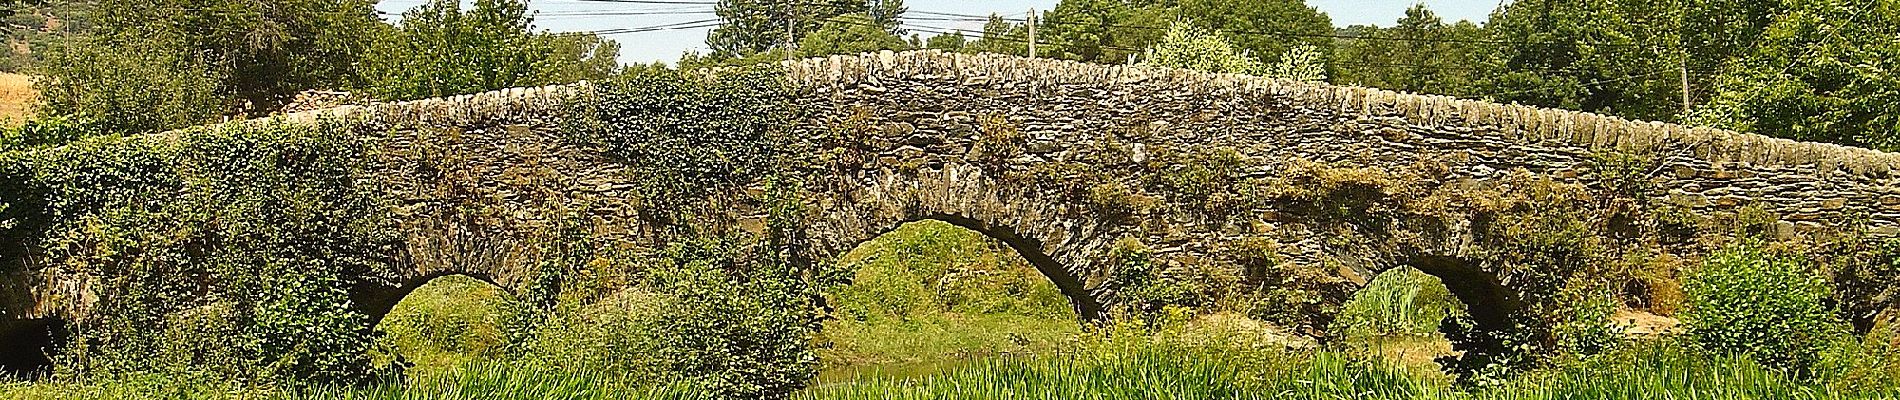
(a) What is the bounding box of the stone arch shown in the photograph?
[803,165,1119,322]
[840,214,1107,321]
[353,271,518,327]
[1399,255,1520,334]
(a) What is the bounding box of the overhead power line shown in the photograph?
[589,18,725,35]
[906,9,1693,51]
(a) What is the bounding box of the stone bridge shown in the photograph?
[3,51,1897,373]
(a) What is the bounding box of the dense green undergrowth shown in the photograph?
[6,219,1900,399]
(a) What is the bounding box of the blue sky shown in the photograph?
[373,0,1503,64]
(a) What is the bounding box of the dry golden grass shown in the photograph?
[0,72,36,122]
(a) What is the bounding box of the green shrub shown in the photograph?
[520,235,821,400]
[1683,242,1850,377]
[828,220,1070,322]
[34,39,224,133]
[1332,266,1467,338]
[7,121,403,386]
[643,238,820,400]
[1101,237,1203,318]
[0,115,106,151]
[353,0,620,101]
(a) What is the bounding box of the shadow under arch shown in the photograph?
[354,271,519,327]
[851,213,1107,322]
[1401,255,1521,335]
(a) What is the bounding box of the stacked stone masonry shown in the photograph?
[11,50,1899,341]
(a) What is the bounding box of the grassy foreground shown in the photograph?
[4,221,1898,399]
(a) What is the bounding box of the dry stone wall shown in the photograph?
[7,51,1899,358]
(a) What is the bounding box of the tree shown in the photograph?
[1039,0,1141,62]
[865,0,905,31]
[354,0,621,101]
[1171,0,1333,70]
[964,15,1029,56]
[539,33,626,83]
[1137,20,1262,75]
[1679,0,1786,106]
[1692,0,1900,150]
[796,13,911,57]
[1478,0,1686,122]
[34,37,223,133]
[1333,5,1486,95]
[707,0,870,58]
[923,32,967,51]
[1269,44,1326,82]
[83,0,383,114]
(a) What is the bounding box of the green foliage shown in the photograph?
[1040,0,1330,68]
[1472,342,1892,400]
[354,0,621,101]
[1477,0,1688,122]
[1099,237,1203,318]
[829,220,1071,322]
[1269,44,1327,82]
[1683,242,1850,377]
[962,15,1029,56]
[75,0,383,114]
[2,120,403,385]
[577,66,795,222]
[1332,267,1468,338]
[1691,0,1900,151]
[0,115,103,150]
[806,320,1448,400]
[1333,5,1487,95]
[1136,20,1263,75]
[33,39,224,133]
[510,236,822,400]
[706,0,873,58]
[795,14,912,58]
[645,237,822,399]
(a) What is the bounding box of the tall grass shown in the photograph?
[801,329,1453,400]
[1331,266,1465,339]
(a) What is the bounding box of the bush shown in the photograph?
[34,39,224,133]
[6,121,404,386]
[1683,242,1850,377]
[0,115,106,150]
[1332,266,1467,338]
[353,0,619,101]
[519,236,820,400]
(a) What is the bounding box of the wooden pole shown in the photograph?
[1027,8,1038,58]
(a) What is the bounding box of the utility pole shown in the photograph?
[1027,8,1037,58]
[1679,62,1691,115]
[784,1,795,64]
[1678,42,1693,115]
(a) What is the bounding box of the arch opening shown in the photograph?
[356,271,513,327]
[896,214,1104,321]
[369,273,518,372]
[818,218,1086,380]
[1404,255,1519,334]
[1331,264,1471,367]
